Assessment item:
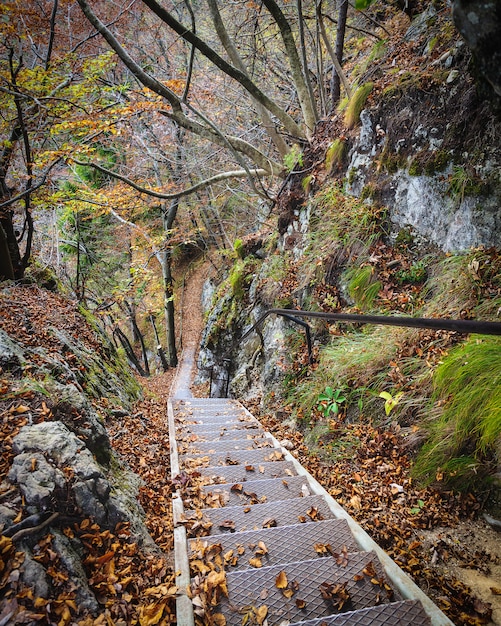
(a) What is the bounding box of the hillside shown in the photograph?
[1,0,501,624]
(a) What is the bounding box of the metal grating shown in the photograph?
[201,475,310,506]
[201,495,335,534]
[179,447,288,469]
[218,552,400,626]
[288,600,431,625]
[188,519,358,571]
[178,428,266,441]
[178,436,274,455]
[182,421,261,433]
[199,460,298,484]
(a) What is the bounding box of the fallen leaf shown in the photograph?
[350,495,362,509]
[296,598,306,608]
[262,518,277,528]
[249,557,262,568]
[255,605,268,625]
[276,570,288,589]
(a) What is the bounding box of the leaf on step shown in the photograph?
[276,570,288,589]
[262,518,277,528]
[255,605,268,625]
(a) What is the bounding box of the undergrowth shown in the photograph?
[412,335,501,491]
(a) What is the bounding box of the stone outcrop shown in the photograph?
[452,0,501,98]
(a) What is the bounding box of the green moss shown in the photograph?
[344,83,373,129]
[233,238,244,259]
[379,148,406,174]
[423,150,449,175]
[360,183,376,201]
[408,157,423,176]
[325,139,346,173]
[395,228,415,247]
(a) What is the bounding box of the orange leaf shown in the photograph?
[95,551,115,565]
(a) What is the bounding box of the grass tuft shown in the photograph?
[412,335,501,489]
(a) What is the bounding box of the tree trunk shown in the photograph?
[113,327,148,376]
[0,222,15,280]
[331,0,349,108]
[150,314,169,372]
[162,247,178,367]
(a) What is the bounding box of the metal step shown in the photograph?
[169,397,454,626]
[200,475,311,506]
[198,494,336,534]
[199,460,298,484]
[179,446,288,469]
[179,427,268,441]
[178,436,274,455]
[188,519,359,571]
[217,552,400,626]
[289,600,431,625]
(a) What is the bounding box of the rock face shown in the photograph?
[452,0,501,98]
[9,422,133,529]
[347,110,501,251]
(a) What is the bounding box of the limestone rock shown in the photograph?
[0,328,24,377]
[10,422,116,526]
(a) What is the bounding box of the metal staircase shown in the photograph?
[168,398,454,626]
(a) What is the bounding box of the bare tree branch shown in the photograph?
[71,158,269,199]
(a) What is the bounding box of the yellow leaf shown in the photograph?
[276,570,288,589]
[213,614,226,625]
[255,605,268,625]
[138,601,166,626]
[249,557,262,568]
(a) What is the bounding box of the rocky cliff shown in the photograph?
[0,283,168,622]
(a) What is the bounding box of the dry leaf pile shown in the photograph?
[249,404,497,626]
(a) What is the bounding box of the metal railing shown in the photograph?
[211,308,501,397]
